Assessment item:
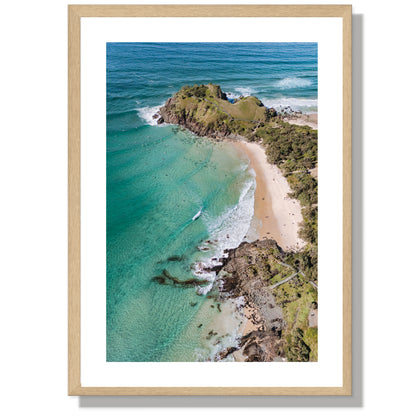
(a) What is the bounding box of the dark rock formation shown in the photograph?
[152,269,210,288]
[167,255,184,262]
[217,346,238,360]
[206,239,287,362]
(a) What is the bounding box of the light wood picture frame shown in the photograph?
[68,4,351,396]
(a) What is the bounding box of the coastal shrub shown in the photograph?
[281,159,297,173]
[180,84,208,98]
[299,206,318,244]
[246,133,257,142]
[255,127,274,141]
[304,328,318,361]
[206,121,215,131]
[285,328,310,362]
[280,246,317,284]
[263,123,317,172]
[287,173,317,207]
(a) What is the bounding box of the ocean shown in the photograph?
[106,42,317,361]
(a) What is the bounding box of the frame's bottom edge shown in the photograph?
[69,386,351,396]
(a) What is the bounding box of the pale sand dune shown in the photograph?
[284,112,317,129]
[232,141,306,252]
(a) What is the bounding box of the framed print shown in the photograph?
[68,4,351,395]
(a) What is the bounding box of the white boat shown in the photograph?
[192,209,202,221]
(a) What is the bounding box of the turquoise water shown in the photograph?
[106,43,317,361]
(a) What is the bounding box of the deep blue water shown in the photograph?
[106,43,317,362]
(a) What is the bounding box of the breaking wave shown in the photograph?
[136,104,162,126]
[262,97,317,112]
[276,77,313,89]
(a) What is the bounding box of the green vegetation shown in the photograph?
[162,86,317,245]
[285,329,311,362]
[161,83,270,138]
[160,84,318,361]
[254,244,318,361]
[259,124,317,173]
[180,84,209,98]
[303,327,318,361]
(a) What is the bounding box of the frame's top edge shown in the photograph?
[68,4,352,19]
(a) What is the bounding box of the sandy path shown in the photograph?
[232,141,306,252]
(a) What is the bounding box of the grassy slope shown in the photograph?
[170,84,270,134]
[206,83,267,121]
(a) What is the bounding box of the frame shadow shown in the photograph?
[77,13,364,408]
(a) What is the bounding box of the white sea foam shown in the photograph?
[225,88,255,100]
[190,172,257,360]
[225,91,240,100]
[193,295,246,362]
[209,296,249,361]
[136,104,162,126]
[192,261,218,296]
[191,174,256,296]
[276,77,312,89]
[262,97,318,112]
[205,177,256,256]
[234,86,256,96]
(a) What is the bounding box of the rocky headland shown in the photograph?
[154,83,317,137]
[153,84,318,362]
[206,239,317,362]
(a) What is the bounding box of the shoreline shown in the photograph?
[211,239,287,362]
[152,84,317,361]
[231,140,306,253]
[232,304,262,361]
[225,137,309,361]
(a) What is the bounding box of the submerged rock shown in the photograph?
[167,255,184,262]
[152,269,211,288]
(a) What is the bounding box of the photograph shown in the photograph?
[106,42,318,363]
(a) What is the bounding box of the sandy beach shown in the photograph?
[226,125,315,361]
[227,139,308,361]
[284,112,317,129]
[232,141,306,253]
